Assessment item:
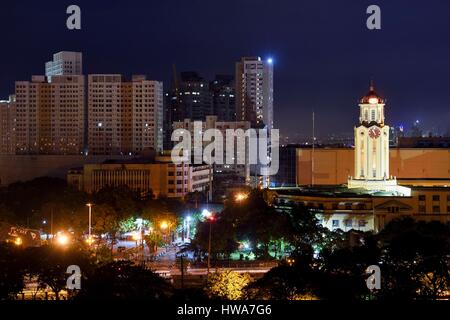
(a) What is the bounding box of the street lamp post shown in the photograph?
[141,226,145,266]
[50,208,54,243]
[202,209,214,275]
[160,220,169,252]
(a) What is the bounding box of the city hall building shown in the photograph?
[271,84,450,232]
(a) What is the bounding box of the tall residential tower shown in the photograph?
[15,75,85,155]
[88,75,163,155]
[0,95,16,155]
[45,51,83,78]
[235,56,273,129]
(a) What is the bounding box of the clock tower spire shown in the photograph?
[348,83,398,191]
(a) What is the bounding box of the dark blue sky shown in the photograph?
[1,0,450,138]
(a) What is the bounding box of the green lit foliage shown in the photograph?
[144,232,164,254]
[118,216,139,233]
[192,189,292,260]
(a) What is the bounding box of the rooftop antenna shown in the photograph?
[312,110,315,186]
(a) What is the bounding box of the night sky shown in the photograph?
[1,0,450,139]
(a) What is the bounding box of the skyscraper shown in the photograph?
[45,51,83,79]
[15,75,85,155]
[0,95,16,155]
[177,71,213,120]
[210,74,235,122]
[164,71,213,149]
[88,75,163,155]
[235,56,273,129]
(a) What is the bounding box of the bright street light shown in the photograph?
[202,209,212,219]
[160,221,169,230]
[235,193,248,202]
[132,231,141,241]
[184,216,192,241]
[14,237,22,246]
[86,235,95,246]
[56,233,70,246]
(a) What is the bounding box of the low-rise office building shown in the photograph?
[67,156,212,199]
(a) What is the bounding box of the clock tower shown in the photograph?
[348,83,400,191]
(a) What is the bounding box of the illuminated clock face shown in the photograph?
[368,127,381,139]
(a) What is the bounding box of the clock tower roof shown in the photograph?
[360,82,384,104]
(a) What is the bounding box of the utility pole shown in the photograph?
[207,219,212,275]
[88,204,92,239]
[141,225,145,267]
[50,208,54,243]
[180,255,184,289]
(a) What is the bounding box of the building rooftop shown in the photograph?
[360,82,385,104]
[272,184,450,199]
[271,186,410,198]
[397,136,450,148]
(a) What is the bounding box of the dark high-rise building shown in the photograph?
[177,71,213,120]
[409,120,423,137]
[164,71,213,149]
[210,75,235,121]
[271,144,298,187]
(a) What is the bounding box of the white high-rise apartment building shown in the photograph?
[88,75,163,155]
[0,95,16,155]
[235,56,273,129]
[15,75,85,154]
[236,56,274,187]
[45,51,83,78]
